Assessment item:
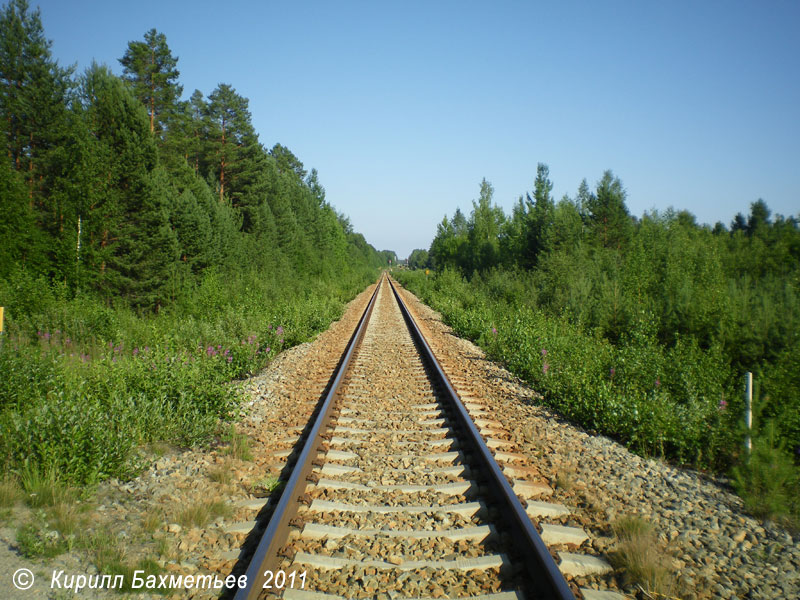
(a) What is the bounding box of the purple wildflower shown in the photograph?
[276,326,284,336]
[491,327,497,335]
[108,341,113,349]
[265,346,271,353]
[541,348,547,357]
[43,332,51,341]
[542,362,550,374]
[144,345,150,353]
[227,356,233,363]
[206,345,214,357]
[655,378,660,388]
[609,367,615,378]
[133,347,139,356]
[719,399,727,410]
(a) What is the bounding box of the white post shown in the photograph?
[745,372,753,455]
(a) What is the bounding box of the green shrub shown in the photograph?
[397,269,739,469]
[731,422,800,529]
[0,267,376,486]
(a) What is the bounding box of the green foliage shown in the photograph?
[399,269,739,469]
[119,28,182,135]
[406,159,800,526]
[222,424,252,462]
[16,521,68,558]
[0,0,388,486]
[0,264,375,484]
[731,422,799,529]
[407,248,429,269]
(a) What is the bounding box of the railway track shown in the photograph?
[230,275,604,600]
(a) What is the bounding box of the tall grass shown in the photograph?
[0,266,376,485]
[398,269,739,468]
[396,268,800,524]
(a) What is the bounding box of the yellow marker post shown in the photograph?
[0,306,4,333]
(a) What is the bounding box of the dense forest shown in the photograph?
[398,164,800,526]
[0,0,391,484]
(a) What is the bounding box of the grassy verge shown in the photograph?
[0,266,376,486]
[395,268,800,525]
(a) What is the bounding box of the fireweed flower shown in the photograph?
[655,378,661,388]
[719,399,728,410]
[609,367,615,378]
[277,326,284,336]
[133,347,139,356]
[541,348,547,356]
[491,327,497,335]
[542,362,550,374]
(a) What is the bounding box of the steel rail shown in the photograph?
[388,276,575,600]
[233,276,382,600]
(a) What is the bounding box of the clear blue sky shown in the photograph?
[33,0,799,258]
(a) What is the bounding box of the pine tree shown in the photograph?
[747,199,771,237]
[306,168,326,207]
[468,178,504,272]
[524,163,555,266]
[206,84,257,204]
[0,156,35,275]
[80,64,177,308]
[270,143,307,180]
[1,0,74,277]
[585,170,631,249]
[119,28,182,136]
[108,165,177,309]
[171,188,212,274]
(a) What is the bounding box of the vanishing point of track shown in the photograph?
[232,274,576,600]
